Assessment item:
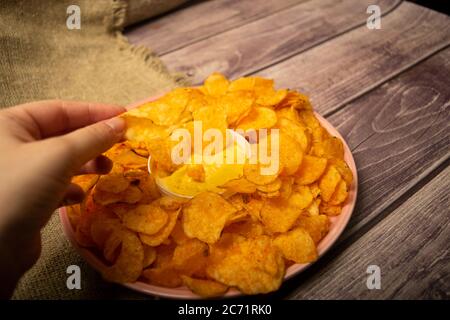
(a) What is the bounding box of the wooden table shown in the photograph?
[125,0,450,299]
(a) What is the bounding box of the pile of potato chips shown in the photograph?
[67,73,353,297]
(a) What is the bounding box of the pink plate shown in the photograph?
[59,108,358,299]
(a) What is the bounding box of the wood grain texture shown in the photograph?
[328,48,450,242]
[160,0,400,84]
[290,167,450,299]
[125,0,306,55]
[264,49,450,300]
[257,1,450,115]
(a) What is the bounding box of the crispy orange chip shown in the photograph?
[237,107,277,130]
[182,192,237,243]
[319,165,342,202]
[295,215,330,244]
[204,72,230,96]
[181,276,228,298]
[294,155,327,185]
[273,227,317,264]
[207,235,285,294]
[140,208,180,246]
[121,202,168,235]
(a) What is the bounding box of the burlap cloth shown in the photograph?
[0,0,189,299]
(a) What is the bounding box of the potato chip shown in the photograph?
[295,215,330,244]
[158,195,186,211]
[311,125,331,144]
[220,91,254,126]
[172,238,209,276]
[93,185,142,206]
[305,198,320,216]
[171,219,191,245]
[96,174,130,194]
[142,267,182,288]
[140,208,180,246]
[103,230,122,263]
[207,235,285,294]
[227,77,257,92]
[329,158,353,185]
[80,189,108,217]
[123,116,170,143]
[260,197,302,233]
[90,213,122,248]
[121,185,143,203]
[101,228,144,283]
[308,182,321,198]
[186,90,208,114]
[113,149,148,169]
[226,193,245,211]
[273,227,317,263]
[126,140,149,157]
[221,177,257,193]
[123,169,147,179]
[278,177,294,201]
[279,131,303,175]
[288,186,313,210]
[226,208,248,225]
[192,104,227,135]
[143,245,157,268]
[66,204,81,229]
[138,175,161,203]
[243,197,264,221]
[319,165,342,202]
[204,72,229,96]
[181,275,228,297]
[319,203,342,216]
[256,89,288,106]
[243,163,279,186]
[182,192,237,243]
[223,219,264,238]
[277,117,310,152]
[237,107,277,130]
[257,190,280,198]
[146,138,180,173]
[154,242,177,268]
[294,155,327,185]
[328,180,348,205]
[71,174,99,193]
[313,136,344,159]
[275,107,302,123]
[121,202,168,235]
[125,89,189,126]
[276,91,312,110]
[256,177,282,193]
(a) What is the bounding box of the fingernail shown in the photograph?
[105,117,126,134]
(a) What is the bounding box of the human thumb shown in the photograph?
[55,117,125,171]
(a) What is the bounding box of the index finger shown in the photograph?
[10,100,126,139]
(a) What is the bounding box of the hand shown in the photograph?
[0,100,126,298]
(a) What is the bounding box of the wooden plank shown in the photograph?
[125,0,306,55]
[270,48,450,300]
[328,48,450,242]
[160,0,400,84]
[290,166,450,299]
[257,2,450,115]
